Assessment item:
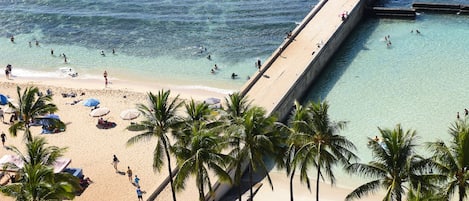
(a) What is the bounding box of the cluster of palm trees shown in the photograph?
[128,89,469,201]
[2,86,469,201]
[1,86,80,200]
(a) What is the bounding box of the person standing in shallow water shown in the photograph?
[103,70,108,87]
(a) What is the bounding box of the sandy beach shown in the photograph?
[0,76,383,201]
[0,75,219,201]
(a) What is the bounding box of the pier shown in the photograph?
[240,0,373,122]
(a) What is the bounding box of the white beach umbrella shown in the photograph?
[89,107,110,117]
[120,109,140,120]
[204,97,221,105]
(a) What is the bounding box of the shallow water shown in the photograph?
[304,13,469,186]
[0,0,316,92]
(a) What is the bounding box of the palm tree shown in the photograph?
[292,101,357,201]
[0,136,80,201]
[9,86,58,142]
[224,92,251,120]
[427,118,469,201]
[284,101,310,201]
[126,90,182,201]
[173,99,222,145]
[228,106,280,200]
[172,121,231,201]
[223,92,252,201]
[346,124,431,201]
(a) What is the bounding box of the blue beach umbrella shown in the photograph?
[43,114,60,120]
[0,94,8,105]
[83,98,100,107]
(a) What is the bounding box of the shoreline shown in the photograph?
[2,73,232,102]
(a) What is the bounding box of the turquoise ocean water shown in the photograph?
[304,7,469,186]
[0,0,315,93]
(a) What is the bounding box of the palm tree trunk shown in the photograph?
[316,143,321,201]
[249,163,253,201]
[290,168,296,201]
[315,165,320,201]
[25,126,32,142]
[237,183,242,201]
[459,184,464,201]
[198,170,205,201]
[164,142,177,201]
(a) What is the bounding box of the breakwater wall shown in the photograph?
[413,2,469,14]
[269,0,373,122]
[368,7,416,18]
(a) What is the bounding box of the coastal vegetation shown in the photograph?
[1,86,79,200]
[123,89,469,201]
[3,86,469,201]
[0,137,80,201]
[286,101,357,201]
[126,90,183,201]
[8,86,58,142]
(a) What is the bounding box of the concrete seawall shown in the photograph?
[241,0,375,122]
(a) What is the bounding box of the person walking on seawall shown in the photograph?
[103,70,108,87]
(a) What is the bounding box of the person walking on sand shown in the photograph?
[136,186,143,201]
[127,166,133,183]
[1,132,6,146]
[103,70,108,87]
[112,155,119,172]
[134,175,140,187]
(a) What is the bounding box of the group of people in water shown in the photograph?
[456,108,469,119]
[8,34,116,65]
[208,54,256,80]
[384,29,421,48]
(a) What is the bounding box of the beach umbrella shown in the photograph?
[43,114,60,120]
[204,97,221,105]
[120,109,140,120]
[83,98,100,107]
[89,107,110,117]
[0,94,8,105]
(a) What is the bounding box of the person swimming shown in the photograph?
[231,73,238,79]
